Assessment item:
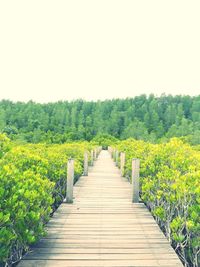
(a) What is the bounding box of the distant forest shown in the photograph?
[0,94,200,144]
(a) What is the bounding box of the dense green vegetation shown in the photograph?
[1,95,200,266]
[113,138,200,267]
[1,94,200,144]
[0,134,96,266]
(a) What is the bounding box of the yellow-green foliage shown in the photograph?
[115,138,200,267]
[0,135,94,266]
[0,134,10,158]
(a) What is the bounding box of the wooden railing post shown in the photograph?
[84,151,88,176]
[66,159,74,203]
[120,152,125,177]
[110,147,113,156]
[115,150,119,166]
[94,149,97,161]
[90,150,94,166]
[98,146,102,156]
[112,149,116,159]
[132,158,140,203]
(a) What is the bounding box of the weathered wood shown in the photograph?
[66,159,74,203]
[18,151,183,267]
[90,150,94,166]
[24,253,178,260]
[107,146,112,155]
[111,148,115,159]
[32,242,174,249]
[132,158,140,203]
[25,247,175,254]
[115,150,119,166]
[83,151,88,176]
[18,259,183,267]
[97,147,101,157]
[120,152,125,177]
[94,149,97,160]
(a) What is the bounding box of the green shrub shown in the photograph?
[115,138,200,267]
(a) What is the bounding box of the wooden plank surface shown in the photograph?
[18,151,183,267]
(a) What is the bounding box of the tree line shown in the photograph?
[0,94,200,144]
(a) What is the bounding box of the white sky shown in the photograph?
[0,0,200,103]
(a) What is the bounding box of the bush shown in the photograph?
[0,140,95,266]
[115,138,200,267]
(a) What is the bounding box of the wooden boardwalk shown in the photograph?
[18,151,183,267]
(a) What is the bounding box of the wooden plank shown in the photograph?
[26,247,175,254]
[18,259,183,267]
[24,253,179,260]
[32,242,176,249]
[45,236,166,241]
[46,226,160,229]
[35,239,170,244]
[46,230,164,234]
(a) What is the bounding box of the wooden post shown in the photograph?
[83,151,88,176]
[109,147,113,155]
[132,158,140,203]
[120,152,125,177]
[66,159,74,203]
[94,149,97,160]
[97,146,100,155]
[90,150,94,166]
[110,148,113,157]
[112,149,114,160]
[115,150,119,166]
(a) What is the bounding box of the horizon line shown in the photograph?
[0,93,200,104]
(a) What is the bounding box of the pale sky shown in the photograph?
[0,0,200,103]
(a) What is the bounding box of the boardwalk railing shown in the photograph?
[83,151,89,176]
[120,152,125,177]
[132,158,140,203]
[62,146,127,205]
[65,158,74,203]
[108,147,140,203]
[65,147,102,203]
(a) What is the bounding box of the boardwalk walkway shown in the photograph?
[18,151,183,267]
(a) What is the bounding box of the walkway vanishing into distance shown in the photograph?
[18,151,183,267]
